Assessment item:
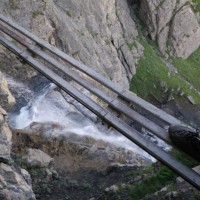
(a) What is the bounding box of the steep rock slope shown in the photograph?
[0,0,144,87]
[139,0,200,58]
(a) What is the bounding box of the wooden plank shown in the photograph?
[0,15,186,126]
[122,90,185,126]
[103,111,200,190]
[110,99,170,142]
[0,23,170,143]
[1,35,200,190]
[29,48,170,143]
[7,35,170,143]
[0,35,24,55]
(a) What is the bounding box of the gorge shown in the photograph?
[0,0,200,199]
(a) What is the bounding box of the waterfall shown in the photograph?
[6,75,156,161]
[11,83,56,128]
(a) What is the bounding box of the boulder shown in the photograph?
[24,148,54,168]
[170,5,200,58]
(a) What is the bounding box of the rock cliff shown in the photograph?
[139,0,200,58]
[0,73,35,200]
[0,0,199,85]
[0,0,200,199]
[0,0,144,87]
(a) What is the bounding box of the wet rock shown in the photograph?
[0,73,35,199]
[28,75,53,96]
[21,168,32,185]
[24,148,54,168]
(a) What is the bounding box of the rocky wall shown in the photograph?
[0,72,36,200]
[0,0,144,88]
[139,0,200,58]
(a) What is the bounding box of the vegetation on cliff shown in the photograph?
[130,37,200,105]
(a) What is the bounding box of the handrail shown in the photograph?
[1,35,200,190]
[1,15,200,190]
[0,23,171,144]
[0,14,185,126]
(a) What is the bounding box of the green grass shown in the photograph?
[66,10,72,17]
[128,150,199,200]
[32,11,43,18]
[128,164,175,200]
[194,192,200,200]
[172,47,200,91]
[171,149,199,168]
[127,41,137,50]
[130,37,167,100]
[104,39,111,45]
[130,36,200,105]
[192,0,200,12]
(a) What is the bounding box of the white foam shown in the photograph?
[8,79,155,161]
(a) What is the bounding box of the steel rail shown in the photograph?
[0,14,185,126]
[0,23,171,144]
[1,35,200,190]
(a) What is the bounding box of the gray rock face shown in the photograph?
[0,72,35,200]
[139,0,200,58]
[170,5,200,58]
[0,72,15,112]
[0,73,14,162]
[0,106,35,198]
[0,163,35,200]
[0,0,144,87]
